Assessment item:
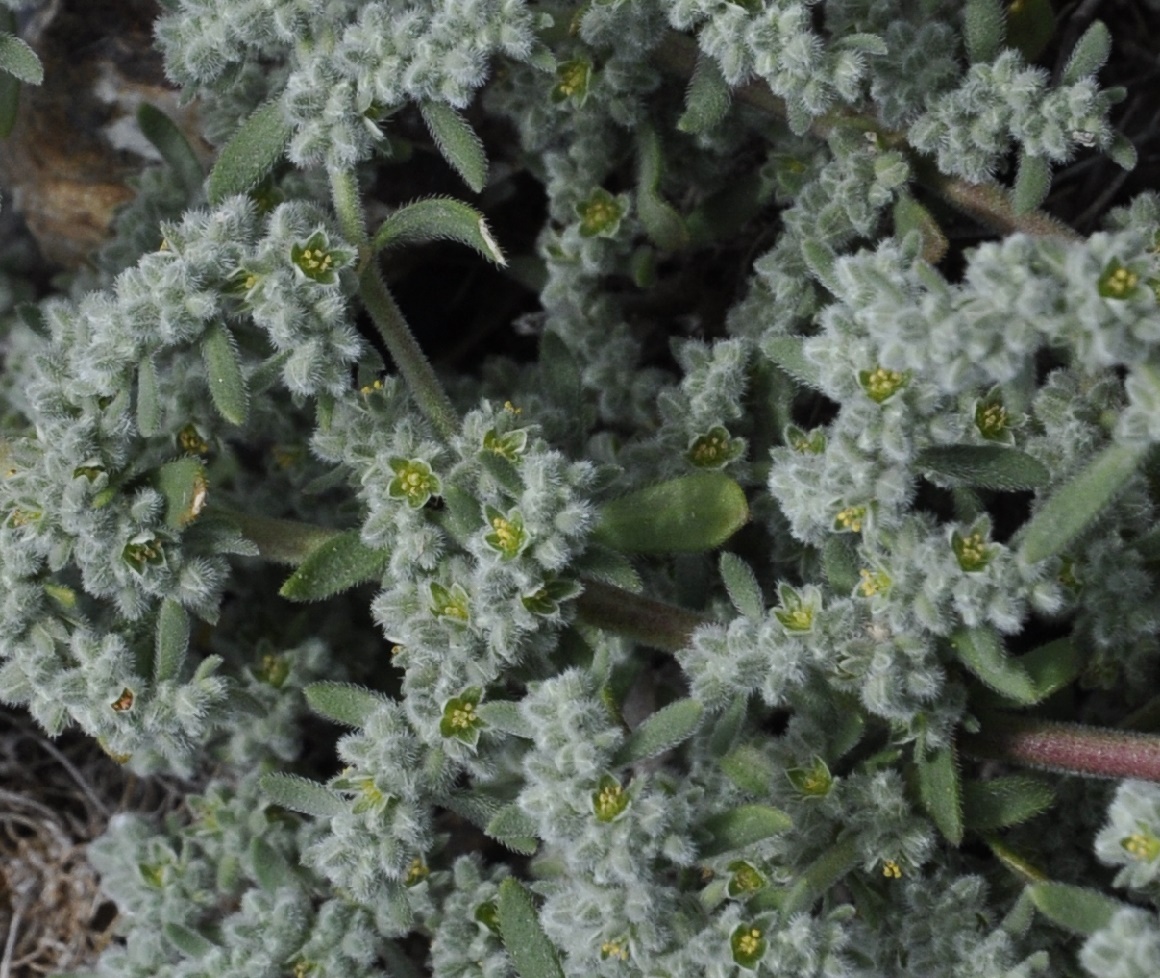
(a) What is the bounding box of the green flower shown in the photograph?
[951,522,996,573]
[786,756,833,798]
[404,857,429,887]
[730,924,767,970]
[974,391,1013,442]
[521,576,582,616]
[592,774,630,822]
[552,58,592,106]
[858,365,908,404]
[290,231,352,285]
[440,688,483,745]
[774,584,820,634]
[726,861,766,898]
[785,423,826,454]
[687,426,744,469]
[123,534,164,573]
[577,188,627,238]
[483,426,528,461]
[832,504,867,534]
[474,900,501,934]
[430,581,470,623]
[388,457,441,509]
[1121,830,1160,862]
[1098,259,1141,299]
[484,506,529,560]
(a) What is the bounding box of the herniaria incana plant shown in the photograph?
[0,0,1159,975]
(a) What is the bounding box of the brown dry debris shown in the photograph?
[0,710,182,978]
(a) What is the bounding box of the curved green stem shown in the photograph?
[358,262,460,440]
[652,32,1080,242]
[326,164,459,440]
[328,165,368,247]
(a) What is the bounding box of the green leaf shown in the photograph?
[155,457,208,529]
[1027,882,1123,937]
[1108,132,1137,171]
[636,123,688,251]
[801,239,840,294]
[202,324,248,426]
[1012,153,1052,215]
[137,103,204,196]
[227,512,339,565]
[1062,21,1111,84]
[1018,441,1146,564]
[0,66,18,138]
[822,534,861,594]
[592,472,748,554]
[249,836,294,891]
[952,627,1038,705]
[721,744,776,796]
[485,803,539,854]
[279,529,389,602]
[719,552,764,619]
[259,772,347,817]
[163,922,214,959]
[136,358,161,436]
[962,776,1055,831]
[963,0,1006,63]
[707,695,747,758]
[1006,0,1055,62]
[781,835,860,915]
[1019,637,1080,703]
[304,682,388,727]
[697,804,792,857]
[420,101,487,194]
[677,53,731,134]
[476,701,534,738]
[892,192,948,264]
[0,33,42,85]
[915,742,963,845]
[764,337,822,390]
[154,599,190,684]
[371,197,506,265]
[496,879,566,978]
[915,444,1049,491]
[612,698,704,766]
[207,97,291,204]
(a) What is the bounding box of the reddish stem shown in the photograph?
[963,713,1160,782]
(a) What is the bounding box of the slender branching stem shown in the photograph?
[327,164,460,440]
[652,32,1081,243]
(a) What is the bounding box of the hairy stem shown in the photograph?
[652,32,1080,242]
[328,166,460,439]
[963,713,1160,783]
[575,578,707,652]
[359,262,460,440]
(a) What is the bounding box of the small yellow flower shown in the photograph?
[859,365,908,404]
[1099,260,1141,299]
[833,505,867,534]
[404,857,430,886]
[1121,831,1160,862]
[881,860,902,879]
[857,567,891,598]
[592,774,630,822]
[600,938,629,961]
